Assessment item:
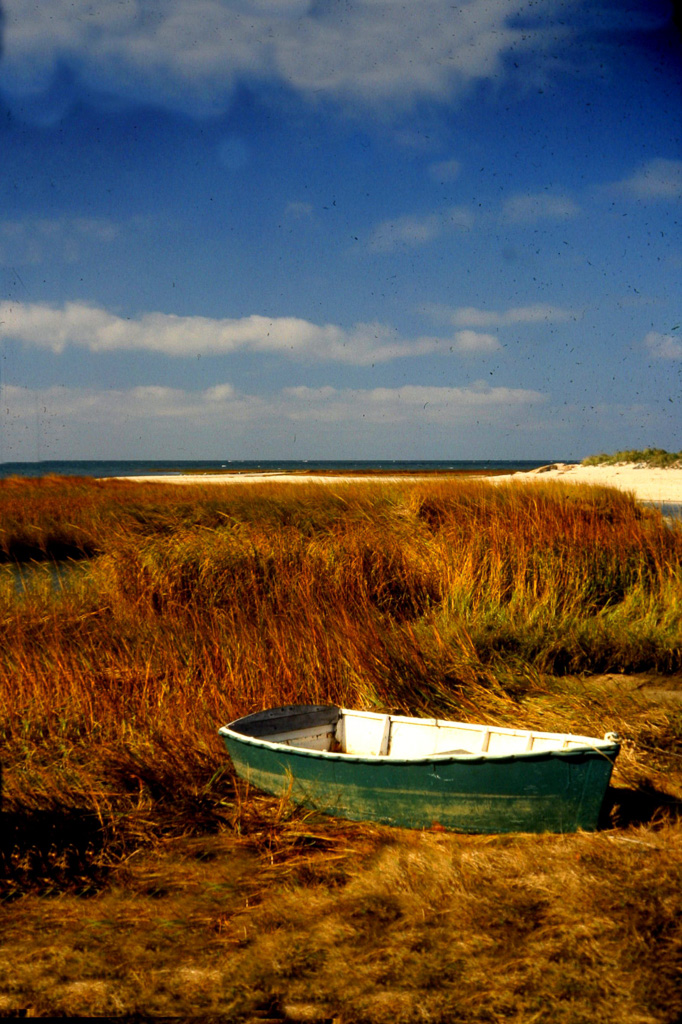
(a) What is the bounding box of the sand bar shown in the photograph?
[115,472,436,486]
[116,463,682,503]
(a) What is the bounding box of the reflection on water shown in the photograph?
[644,502,682,523]
[0,559,92,596]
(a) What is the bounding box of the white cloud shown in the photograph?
[205,383,238,402]
[11,380,675,462]
[369,207,473,252]
[611,159,682,201]
[0,0,567,118]
[0,380,546,434]
[425,303,575,328]
[369,214,442,252]
[0,300,488,365]
[645,331,682,360]
[281,382,545,425]
[450,330,500,353]
[0,217,119,266]
[501,193,580,224]
[0,300,566,368]
[0,384,267,452]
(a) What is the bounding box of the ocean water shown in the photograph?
[0,458,554,480]
[648,502,682,521]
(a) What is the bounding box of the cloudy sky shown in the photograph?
[0,0,680,462]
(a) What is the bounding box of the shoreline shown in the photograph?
[113,462,682,503]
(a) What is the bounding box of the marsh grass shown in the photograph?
[1,475,682,1020]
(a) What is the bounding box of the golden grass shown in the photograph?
[1,475,681,1020]
[2,820,681,1021]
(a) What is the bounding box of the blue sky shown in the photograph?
[0,0,680,462]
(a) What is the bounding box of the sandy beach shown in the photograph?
[115,471,436,486]
[492,462,682,504]
[118,463,682,503]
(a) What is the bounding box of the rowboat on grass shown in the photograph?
[218,705,620,834]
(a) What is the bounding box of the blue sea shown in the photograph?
[0,459,554,480]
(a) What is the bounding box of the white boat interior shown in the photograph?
[228,706,611,759]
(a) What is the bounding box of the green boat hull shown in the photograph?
[220,710,619,833]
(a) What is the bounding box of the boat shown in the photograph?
[218,705,620,833]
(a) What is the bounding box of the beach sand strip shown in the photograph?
[113,464,682,504]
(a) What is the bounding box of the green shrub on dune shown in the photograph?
[582,447,682,467]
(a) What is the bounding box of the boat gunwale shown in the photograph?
[218,705,621,767]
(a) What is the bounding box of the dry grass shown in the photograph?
[2,817,681,1022]
[1,475,681,1020]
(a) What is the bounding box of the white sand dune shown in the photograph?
[115,463,682,503]
[492,463,682,504]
